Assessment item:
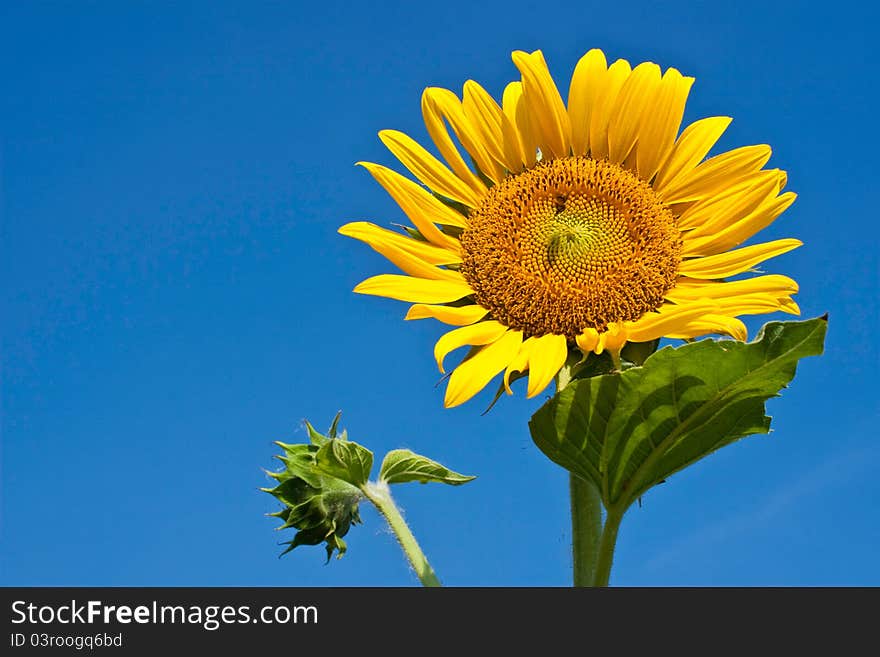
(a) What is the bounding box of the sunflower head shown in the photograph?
[341,49,800,408]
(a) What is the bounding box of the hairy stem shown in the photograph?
[361,481,441,587]
[593,508,623,587]
[570,474,603,587]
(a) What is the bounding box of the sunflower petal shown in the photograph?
[678,171,779,241]
[665,314,748,341]
[512,50,571,159]
[405,303,489,326]
[462,80,518,176]
[679,238,802,279]
[503,337,536,393]
[625,302,718,342]
[379,129,482,207]
[444,330,523,408]
[636,68,694,182]
[354,274,473,304]
[568,48,608,156]
[607,61,662,165]
[575,327,600,354]
[589,59,632,160]
[423,87,502,187]
[500,82,528,170]
[677,170,780,232]
[504,81,539,168]
[714,294,801,315]
[667,274,799,302]
[525,333,568,398]
[653,116,732,191]
[659,144,773,204]
[339,221,461,265]
[682,191,797,256]
[600,322,629,355]
[358,163,468,253]
[434,320,509,373]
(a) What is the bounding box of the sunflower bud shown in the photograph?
[263,415,363,562]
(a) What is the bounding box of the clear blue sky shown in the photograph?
[2,1,877,586]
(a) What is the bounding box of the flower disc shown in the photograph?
[460,156,682,338]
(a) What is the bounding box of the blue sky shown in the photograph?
[2,1,877,586]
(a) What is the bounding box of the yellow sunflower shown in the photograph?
[340,49,800,408]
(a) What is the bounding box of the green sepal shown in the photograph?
[393,223,429,242]
[379,449,476,486]
[305,421,329,447]
[316,438,374,488]
[482,370,527,415]
[620,338,660,367]
[529,317,827,512]
[570,350,615,381]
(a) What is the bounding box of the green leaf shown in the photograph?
[316,439,374,488]
[379,449,476,486]
[529,317,826,511]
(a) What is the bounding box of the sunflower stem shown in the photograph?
[361,481,441,587]
[593,508,623,587]
[558,358,612,587]
[570,474,604,586]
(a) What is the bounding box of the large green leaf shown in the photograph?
[529,317,826,511]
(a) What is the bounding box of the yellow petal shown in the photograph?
[378,130,483,207]
[625,302,718,342]
[500,81,527,171]
[358,162,468,250]
[659,144,773,204]
[444,330,523,408]
[653,116,732,192]
[780,298,801,314]
[606,61,662,165]
[589,59,632,160]
[677,170,779,232]
[714,294,801,316]
[434,320,509,373]
[635,68,694,182]
[568,49,608,156]
[354,274,473,304]
[682,191,797,256]
[666,274,799,302]
[665,314,748,341]
[678,238,802,279]
[339,221,461,265]
[525,333,568,398]
[512,50,571,159]
[503,337,536,393]
[462,80,519,176]
[504,81,538,168]
[680,170,781,239]
[575,327,600,354]
[422,87,501,187]
[405,303,489,326]
[601,322,629,355]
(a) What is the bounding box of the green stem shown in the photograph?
[570,474,603,587]
[361,481,441,587]
[593,508,624,587]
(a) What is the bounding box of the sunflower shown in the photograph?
[341,49,800,408]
